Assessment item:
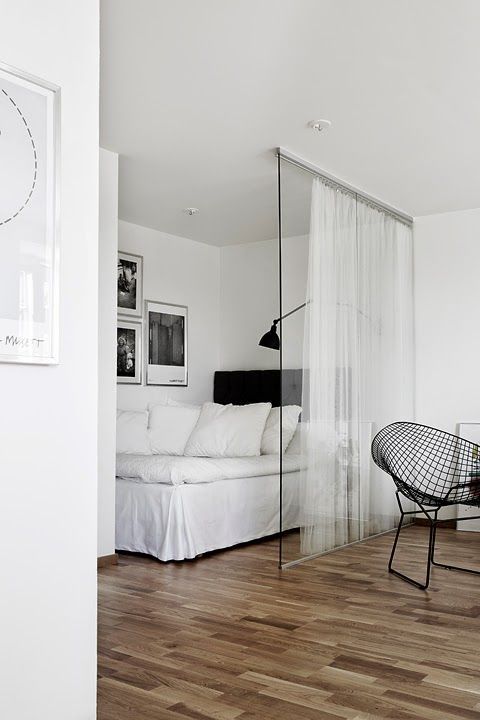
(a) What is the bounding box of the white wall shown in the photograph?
[220,235,308,371]
[415,208,480,523]
[414,208,480,432]
[98,149,118,558]
[221,217,480,419]
[117,220,221,409]
[0,3,99,720]
[115,227,306,409]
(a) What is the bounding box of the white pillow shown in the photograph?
[184,402,271,458]
[167,398,201,410]
[116,410,151,455]
[261,405,302,455]
[148,404,201,456]
[286,422,305,455]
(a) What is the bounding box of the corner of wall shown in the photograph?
[98,147,119,558]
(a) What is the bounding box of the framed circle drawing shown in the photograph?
[0,63,60,364]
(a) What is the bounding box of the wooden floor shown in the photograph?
[98,526,480,719]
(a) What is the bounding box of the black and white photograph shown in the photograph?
[117,251,143,316]
[145,300,188,386]
[117,320,142,384]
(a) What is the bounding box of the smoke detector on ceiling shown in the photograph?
[309,119,332,132]
[183,207,199,216]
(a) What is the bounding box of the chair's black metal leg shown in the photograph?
[388,493,480,588]
[431,558,480,575]
[387,493,434,590]
[430,509,438,565]
[388,510,404,572]
[430,513,480,576]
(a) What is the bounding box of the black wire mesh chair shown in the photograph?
[371,422,480,589]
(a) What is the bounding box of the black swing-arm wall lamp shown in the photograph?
[258,302,307,350]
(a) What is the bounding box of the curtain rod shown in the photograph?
[276,147,413,226]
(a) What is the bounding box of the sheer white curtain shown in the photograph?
[300,178,414,556]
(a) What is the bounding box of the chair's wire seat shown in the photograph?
[371,421,480,589]
[372,422,480,508]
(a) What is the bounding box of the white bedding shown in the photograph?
[116,452,303,486]
[116,470,301,561]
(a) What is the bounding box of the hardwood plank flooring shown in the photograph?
[98,526,480,719]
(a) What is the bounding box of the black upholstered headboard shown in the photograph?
[214,369,302,407]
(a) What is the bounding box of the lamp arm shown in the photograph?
[273,301,308,325]
[274,301,374,326]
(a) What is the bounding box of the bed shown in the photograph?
[115,370,303,561]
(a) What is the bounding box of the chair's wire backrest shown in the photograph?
[371,422,480,506]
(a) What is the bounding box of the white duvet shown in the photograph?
[116,452,302,486]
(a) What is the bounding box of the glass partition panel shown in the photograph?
[278,157,311,565]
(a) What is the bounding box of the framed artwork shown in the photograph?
[145,300,188,386]
[117,319,142,384]
[457,422,480,532]
[0,63,60,364]
[117,251,143,317]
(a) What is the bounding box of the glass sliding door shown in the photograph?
[277,156,311,564]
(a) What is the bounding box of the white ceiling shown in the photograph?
[100,0,480,246]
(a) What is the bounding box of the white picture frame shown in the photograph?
[0,63,60,364]
[117,319,142,384]
[457,422,480,532]
[117,251,143,317]
[145,300,188,386]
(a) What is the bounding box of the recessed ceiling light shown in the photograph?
[309,119,331,132]
[183,207,199,216]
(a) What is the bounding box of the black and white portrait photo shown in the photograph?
[117,251,143,316]
[117,320,142,384]
[145,300,188,386]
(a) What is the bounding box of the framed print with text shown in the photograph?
[0,63,60,364]
[145,300,188,386]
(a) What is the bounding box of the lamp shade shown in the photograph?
[259,323,280,350]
